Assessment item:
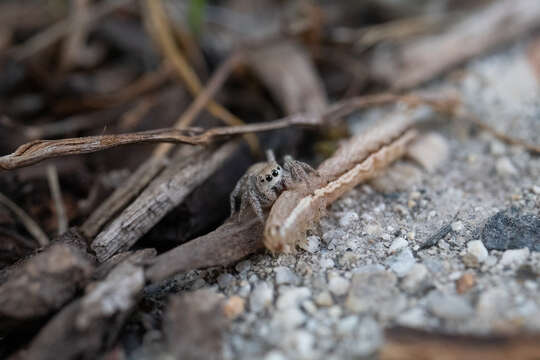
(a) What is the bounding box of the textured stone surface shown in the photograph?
[482,208,540,251]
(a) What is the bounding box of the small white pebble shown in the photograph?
[451,221,464,233]
[272,308,306,329]
[274,267,297,285]
[463,240,488,267]
[532,185,540,195]
[250,282,274,312]
[489,140,506,156]
[499,248,530,267]
[495,157,518,176]
[328,276,350,296]
[336,315,358,335]
[264,351,287,360]
[299,235,320,253]
[315,291,334,307]
[339,211,359,227]
[328,306,342,319]
[301,300,317,315]
[319,258,335,269]
[287,330,314,358]
[388,237,408,254]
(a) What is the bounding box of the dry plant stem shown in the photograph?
[81,158,167,238]
[153,51,245,157]
[372,0,540,89]
[46,165,68,235]
[91,142,239,262]
[0,192,49,246]
[0,93,455,171]
[0,117,307,170]
[146,216,264,283]
[380,327,540,360]
[331,12,450,48]
[9,0,132,61]
[144,0,259,153]
[59,0,89,71]
[81,53,243,238]
[463,113,540,154]
[264,111,420,253]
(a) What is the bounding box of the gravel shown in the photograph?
[462,240,488,267]
[151,42,540,360]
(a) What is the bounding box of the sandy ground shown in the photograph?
[135,42,540,360]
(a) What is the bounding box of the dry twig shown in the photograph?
[91,142,239,262]
[0,93,456,171]
[144,0,259,153]
[146,216,264,283]
[381,327,540,360]
[0,192,49,246]
[462,112,540,154]
[46,165,68,235]
[371,0,540,89]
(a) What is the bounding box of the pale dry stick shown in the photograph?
[59,0,90,71]
[144,0,259,154]
[462,112,540,154]
[46,165,68,235]
[264,109,422,253]
[9,0,132,61]
[146,216,264,283]
[91,142,239,262]
[80,53,245,238]
[0,192,49,246]
[331,12,452,48]
[371,0,540,89]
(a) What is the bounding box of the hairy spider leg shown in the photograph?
[230,173,249,216]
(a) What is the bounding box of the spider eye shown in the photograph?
[266,175,272,182]
[272,170,279,177]
[260,178,264,182]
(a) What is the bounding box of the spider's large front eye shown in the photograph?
[266,175,272,182]
[272,169,279,177]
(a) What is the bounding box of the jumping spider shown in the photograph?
[230,150,318,222]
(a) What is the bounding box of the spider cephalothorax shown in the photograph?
[230,150,318,222]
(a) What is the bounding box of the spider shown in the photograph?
[230,150,318,222]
